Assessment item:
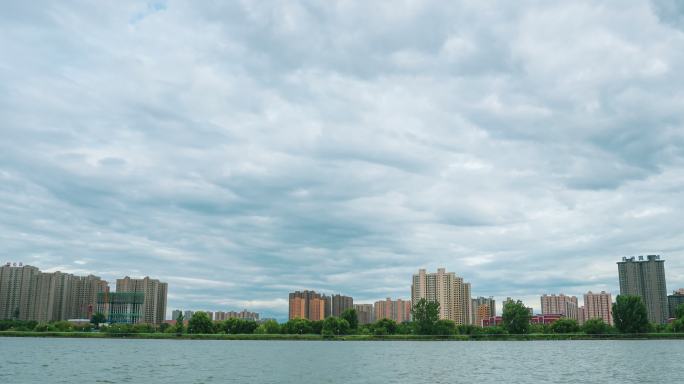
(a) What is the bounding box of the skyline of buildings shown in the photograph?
[1,262,167,324]
[3,255,683,323]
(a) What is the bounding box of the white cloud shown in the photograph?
[1,0,683,319]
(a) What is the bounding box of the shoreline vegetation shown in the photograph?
[2,331,684,341]
[3,297,683,342]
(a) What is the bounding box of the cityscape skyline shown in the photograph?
[4,255,681,322]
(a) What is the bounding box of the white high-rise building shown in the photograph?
[411,268,472,325]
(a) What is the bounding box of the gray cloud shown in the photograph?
[1,1,683,318]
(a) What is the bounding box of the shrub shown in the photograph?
[550,319,580,334]
[582,318,609,335]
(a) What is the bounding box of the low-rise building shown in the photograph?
[96,292,144,324]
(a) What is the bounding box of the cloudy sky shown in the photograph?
[2,1,684,320]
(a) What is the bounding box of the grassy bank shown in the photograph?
[2,331,684,341]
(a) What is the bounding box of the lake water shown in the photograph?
[0,338,681,383]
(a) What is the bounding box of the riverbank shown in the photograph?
[2,331,684,341]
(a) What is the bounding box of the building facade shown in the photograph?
[97,292,144,324]
[0,263,40,320]
[1,263,108,322]
[583,291,612,325]
[288,290,331,321]
[668,289,684,319]
[172,309,182,321]
[353,304,374,325]
[472,296,496,326]
[331,294,353,317]
[116,276,168,324]
[411,268,471,325]
[541,294,579,321]
[618,255,668,324]
[374,298,411,323]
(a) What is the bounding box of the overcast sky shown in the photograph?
[2,1,684,320]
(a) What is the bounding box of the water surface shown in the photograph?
[0,338,680,383]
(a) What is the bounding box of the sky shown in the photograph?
[1,1,684,320]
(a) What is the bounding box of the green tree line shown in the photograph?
[2,296,682,336]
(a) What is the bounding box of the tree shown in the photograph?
[90,312,106,329]
[550,318,580,334]
[671,318,684,333]
[187,312,214,334]
[321,316,350,336]
[433,319,456,335]
[411,298,440,335]
[501,300,531,334]
[341,308,359,330]
[396,322,414,335]
[582,318,609,335]
[311,320,324,335]
[675,304,684,320]
[371,318,398,335]
[612,295,650,333]
[221,318,258,334]
[255,319,281,334]
[175,312,184,335]
[282,318,313,334]
[456,324,481,336]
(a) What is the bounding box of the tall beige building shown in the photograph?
[29,271,74,322]
[541,294,579,320]
[374,298,411,323]
[331,294,353,317]
[411,268,472,325]
[116,276,167,324]
[583,291,612,325]
[69,275,109,319]
[0,263,40,320]
[29,272,109,322]
[353,304,374,325]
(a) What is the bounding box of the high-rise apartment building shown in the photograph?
[472,296,496,326]
[29,271,75,322]
[374,298,411,323]
[0,263,40,320]
[541,294,579,320]
[411,268,471,325]
[116,276,168,324]
[288,290,330,321]
[69,275,109,319]
[184,310,194,320]
[331,294,353,317]
[353,304,374,325]
[2,264,108,322]
[618,255,668,324]
[668,289,684,319]
[583,291,612,325]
